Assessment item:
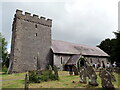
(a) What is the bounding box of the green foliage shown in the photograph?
[47,65,52,71]
[0,33,9,68]
[114,31,120,63]
[28,66,59,83]
[49,72,58,80]
[2,65,8,73]
[97,38,116,63]
[97,31,120,63]
[2,71,119,88]
[40,70,51,81]
[28,70,41,83]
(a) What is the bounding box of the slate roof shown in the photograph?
[51,40,109,57]
[66,54,81,65]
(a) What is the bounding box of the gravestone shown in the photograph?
[106,68,116,82]
[48,65,52,74]
[69,65,73,75]
[86,66,98,86]
[73,65,79,75]
[79,58,98,86]
[79,66,87,83]
[53,65,59,80]
[99,69,114,89]
[106,67,113,73]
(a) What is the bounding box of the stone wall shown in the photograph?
[53,54,109,71]
[85,56,108,67]
[53,54,71,70]
[10,9,52,73]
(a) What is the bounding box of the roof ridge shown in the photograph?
[52,39,96,48]
[52,39,109,57]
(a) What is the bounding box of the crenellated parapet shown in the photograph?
[15,9,52,27]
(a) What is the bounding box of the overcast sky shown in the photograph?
[0,0,119,53]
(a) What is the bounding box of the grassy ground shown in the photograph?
[1,72,26,88]
[1,71,120,88]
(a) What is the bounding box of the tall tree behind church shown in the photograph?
[97,31,120,63]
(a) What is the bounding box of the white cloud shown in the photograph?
[1,0,119,51]
[52,0,118,45]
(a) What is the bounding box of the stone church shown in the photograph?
[8,10,109,73]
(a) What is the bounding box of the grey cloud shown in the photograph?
[2,1,118,50]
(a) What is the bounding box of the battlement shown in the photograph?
[15,9,52,27]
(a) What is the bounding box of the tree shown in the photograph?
[114,31,120,63]
[97,31,120,63]
[97,38,116,63]
[97,38,113,54]
[0,33,9,68]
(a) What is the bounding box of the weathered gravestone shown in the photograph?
[106,67,116,82]
[53,65,59,80]
[99,69,115,89]
[79,66,87,83]
[48,65,52,74]
[113,67,117,72]
[86,66,98,86]
[106,67,113,73]
[69,65,73,75]
[73,65,79,75]
[79,59,98,86]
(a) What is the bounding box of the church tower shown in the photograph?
[9,10,52,73]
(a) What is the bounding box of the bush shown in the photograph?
[29,70,41,83]
[2,66,8,73]
[49,73,58,80]
[28,68,59,83]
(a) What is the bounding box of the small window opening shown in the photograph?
[35,33,37,36]
[61,57,62,64]
[90,58,92,63]
[33,56,37,60]
[33,56,36,59]
[35,24,37,28]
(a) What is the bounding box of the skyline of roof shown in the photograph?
[51,40,109,57]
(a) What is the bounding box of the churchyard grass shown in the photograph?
[1,72,26,88]
[1,71,120,88]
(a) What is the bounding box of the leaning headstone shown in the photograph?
[48,65,53,74]
[106,67,113,73]
[24,74,29,90]
[73,65,79,75]
[113,67,117,72]
[79,66,87,83]
[106,68,116,82]
[53,65,59,80]
[69,65,73,75]
[86,66,98,86]
[99,69,115,89]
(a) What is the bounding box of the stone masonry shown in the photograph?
[9,9,52,73]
